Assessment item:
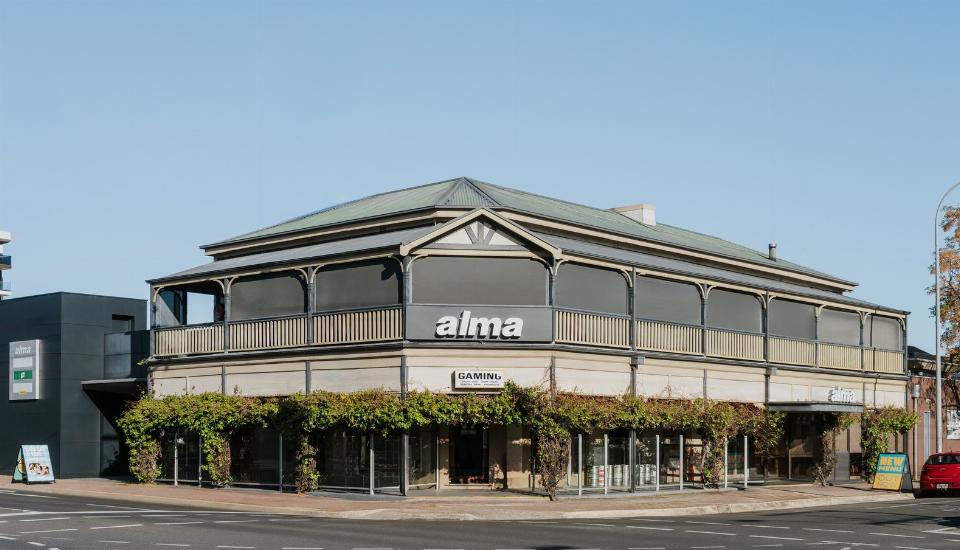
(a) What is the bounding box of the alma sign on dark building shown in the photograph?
[8,339,40,401]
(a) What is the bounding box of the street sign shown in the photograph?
[872,452,911,492]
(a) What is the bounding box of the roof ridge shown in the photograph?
[462,177,502,207]
[214,177,461,244]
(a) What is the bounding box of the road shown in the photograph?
[1,487,959,550]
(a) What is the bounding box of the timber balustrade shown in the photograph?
[152,307,905,374]
[555,309,630,349]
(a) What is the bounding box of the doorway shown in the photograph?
[450,425,488,484]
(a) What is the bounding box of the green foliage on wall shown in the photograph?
[118,383,786,493]
[861,407,918,482]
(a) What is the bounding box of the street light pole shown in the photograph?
[934,181,960,454]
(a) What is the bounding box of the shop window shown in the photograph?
[411,256,548,306]
[556,263,628,315]
[635,276,701,325]
[315,259,401,311]
[768,299,816,340]
[819,308,861,346]
[706,288,762,333]
[231,273,306,320]
[864,316,902,350]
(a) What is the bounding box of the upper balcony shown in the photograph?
[150,252,906,375]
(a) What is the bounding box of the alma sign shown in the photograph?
[406,305,551,342]
[436,311,523,339]
[827,387,858,404]
[9,340,40,401]
[454,370,505,389]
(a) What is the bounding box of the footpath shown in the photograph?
[0,478,912,521]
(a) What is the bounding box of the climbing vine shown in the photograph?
[118,384,785,495]
[811,412,857,486]
[861,407,917,482]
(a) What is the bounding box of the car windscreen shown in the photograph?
[926,454,960,465]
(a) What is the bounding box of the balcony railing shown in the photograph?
[153,306,402,357]
[314,306,403,346]
[769,335,816,367]
[635,318,904,374]
[636,320,702,355]
[706,328,764,362]
[151,307,906,375]
[556,310,630,349]
[230,315,308,352]
[155,323,224,356]
[818,342,862,371]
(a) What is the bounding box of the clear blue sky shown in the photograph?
[1,1,957,349]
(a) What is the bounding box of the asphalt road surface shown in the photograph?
[1,487,959,550]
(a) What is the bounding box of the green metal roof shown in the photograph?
[208,177,850,284]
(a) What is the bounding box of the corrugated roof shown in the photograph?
[151,226,434,283]
[534,231,906,314]
[205,177,848,285]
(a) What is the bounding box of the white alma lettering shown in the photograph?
[435,311,523,339]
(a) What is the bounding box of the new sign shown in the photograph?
[454,370,505,390]
[9,340,40,401]
[406,306,552,342]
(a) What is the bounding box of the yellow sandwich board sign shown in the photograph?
[872,453,911,492]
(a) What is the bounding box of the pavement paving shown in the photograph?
[0,478,912,521]
[0,485,958,550]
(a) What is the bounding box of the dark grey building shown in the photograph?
[0,292,147,478]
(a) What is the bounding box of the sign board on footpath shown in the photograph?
[12,445,55,484]
[872,452,911,492]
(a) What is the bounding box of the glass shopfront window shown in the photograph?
[556,263,628,315]
[411,256,548,305]
[635,276,701,325]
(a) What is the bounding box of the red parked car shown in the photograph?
[919,452,960,495]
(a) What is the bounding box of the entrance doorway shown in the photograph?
[450,425,488,484]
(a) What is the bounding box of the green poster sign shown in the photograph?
[13,370,32,381]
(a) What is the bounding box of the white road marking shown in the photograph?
[0,535,17,540]
[575,523,615,527]
[923,527,960,534]
[746,525,790,530]
[268,518,309,522]
[85,504,145,510]
[625,525,673,531]
[282,548,324,550]
[155,522,204,525]
[143,515,187,518]
[804,528,854,534]
[816,542,877,547]
[687,521,732,526]
[27,543,46,547]
[212,519,259,524]
[687,530,736,536]
[691,546,726,549]
[627,547,665,550]
[869,533,925,539]
[519,521,557,524]
[893,547,934,550]
[20,518,69,522]
[748,535,804,541]
[89,524,143,530]
[98,541,131,544]
[83,516,130,519]
[632,518,673,522]
[156,544,192,547]
[752,545,783,548]
[19,529,77,534]
[215,547,255,549]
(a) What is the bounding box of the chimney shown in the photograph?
[613,203,656,226]
[768,243,777,261]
